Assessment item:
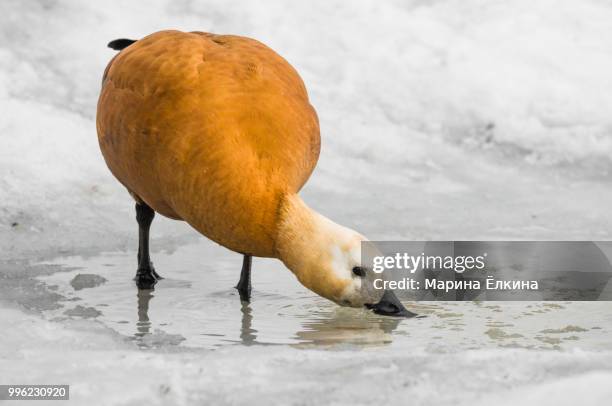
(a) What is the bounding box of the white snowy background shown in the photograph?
[2,0,612,405]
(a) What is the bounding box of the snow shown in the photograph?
[2,0,612,404]
[2,0,612,255]
[2,304,612,406]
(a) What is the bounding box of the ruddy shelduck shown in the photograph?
[97,30,412,316]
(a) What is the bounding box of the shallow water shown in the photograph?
[35,239,612,352]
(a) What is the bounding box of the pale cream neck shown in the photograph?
[274,193,352,302]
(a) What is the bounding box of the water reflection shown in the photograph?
[133,284,402,347]
[37,242,612,351]
[240,301,257,345]
[295,308,403,346]
[135,288,153,339]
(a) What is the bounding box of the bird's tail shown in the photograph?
[107,38,136,51]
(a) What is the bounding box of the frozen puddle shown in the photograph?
[5,240,612,405]
[34,240,612,351]
[39,241,397,348]
[36,240,402,349]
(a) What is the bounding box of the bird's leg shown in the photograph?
[135,202,161,289]
[235,254,252,302]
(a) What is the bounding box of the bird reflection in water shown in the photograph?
[295,308,403,346]
[239,300,257,345]
[135,288,153,341]
[133,287,404,347]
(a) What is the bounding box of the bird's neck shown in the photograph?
[275,194,338,292]
[275,194,319,273]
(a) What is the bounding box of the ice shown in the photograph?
[2,0,612,404]
[1,243,611,405]
[63,304,103,318]
[70,274,107,290]
[2,0,612,256]
[2,302,612,405]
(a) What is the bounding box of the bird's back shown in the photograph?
[96,30,320,257]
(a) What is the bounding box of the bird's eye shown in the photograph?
[352,266,366,277]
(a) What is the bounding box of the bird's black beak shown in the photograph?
[365,290,417,318]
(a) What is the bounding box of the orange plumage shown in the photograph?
[96,30,392,310]
[97,30,320,257]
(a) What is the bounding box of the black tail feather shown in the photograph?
[107,38,136,51]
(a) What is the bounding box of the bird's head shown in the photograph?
[276,195,415,317]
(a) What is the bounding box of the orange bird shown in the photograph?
[97,30,412,316]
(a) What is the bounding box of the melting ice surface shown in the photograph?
[6,240,610,405]
[2,0,612,403]
[37,241,406,349]
[35,240,612,351]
